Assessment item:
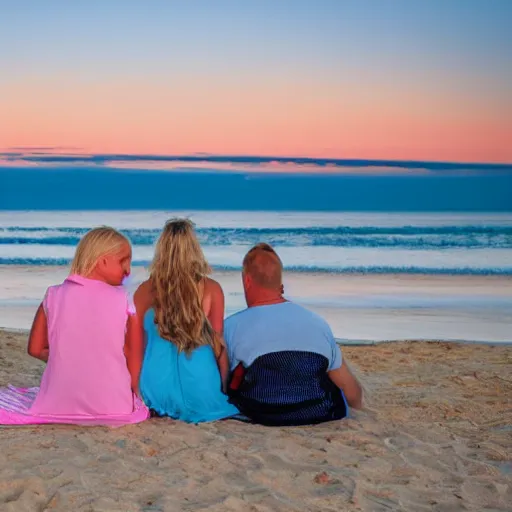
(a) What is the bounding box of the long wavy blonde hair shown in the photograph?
[150,219,222,356]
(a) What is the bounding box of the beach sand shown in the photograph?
[0,330,510,511]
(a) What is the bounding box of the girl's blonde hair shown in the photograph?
[70,226,130,276]
[150,218,222,356]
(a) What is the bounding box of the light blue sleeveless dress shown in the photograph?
[139,309,238,423]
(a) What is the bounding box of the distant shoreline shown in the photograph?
[2,328,509,347]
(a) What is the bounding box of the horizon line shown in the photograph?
[2,149,512,171]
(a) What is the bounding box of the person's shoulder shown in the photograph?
[224,307,251,327]
[110,284,135,308]
[203,277,224,297]
[47,278,80,299]
[286,302,333,330]
[283,301,314,316]
[110,283,131,298]
[42,282,62,310]
[49,278,73,293]
[134,278,151,297]
[133,278,152,310]
[224,308,252,344]
[45,282,61,294]
[225,308,250,322]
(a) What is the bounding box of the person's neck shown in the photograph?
[247,292,287,308]
[81,270,108,284]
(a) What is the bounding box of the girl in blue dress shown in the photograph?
[134,219,238,423]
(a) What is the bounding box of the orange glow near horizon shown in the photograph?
[2,2,512,165]
[1,75,511,164]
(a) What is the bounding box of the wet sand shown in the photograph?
[0,329,511,511]
[1,265,512,344]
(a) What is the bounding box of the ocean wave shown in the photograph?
[0,225,511,249]
[0,257,511,276]
[3,225,512,235]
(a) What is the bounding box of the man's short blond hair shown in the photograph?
[242,243,283,289]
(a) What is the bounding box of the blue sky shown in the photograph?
[1,0,511,161]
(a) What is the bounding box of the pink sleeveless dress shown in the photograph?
[0,274,149,426]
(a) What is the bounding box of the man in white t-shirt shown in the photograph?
[224,243,362,425]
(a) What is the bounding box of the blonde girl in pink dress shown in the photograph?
[0,227,149,426]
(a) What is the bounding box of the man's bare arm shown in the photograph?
[328,361,363,409]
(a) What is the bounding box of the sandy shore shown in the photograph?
[0,330,510,511]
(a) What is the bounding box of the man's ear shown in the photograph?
[242,272,251,289]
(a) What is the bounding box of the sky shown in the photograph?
[0,0,511,163]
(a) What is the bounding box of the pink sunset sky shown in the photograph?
[1,1,511,164]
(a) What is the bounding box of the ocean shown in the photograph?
[1,210,511,344]
[1,155,511,342]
